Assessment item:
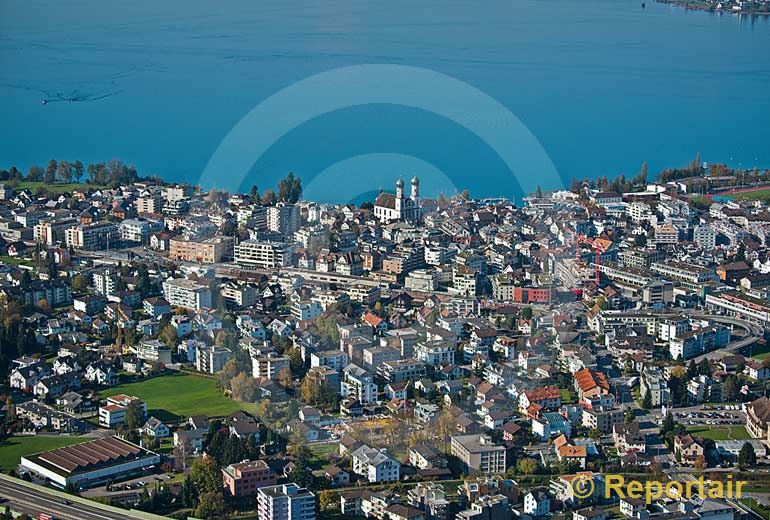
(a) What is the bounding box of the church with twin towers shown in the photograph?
[373,176,422,224]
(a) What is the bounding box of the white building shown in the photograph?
[162,278,213,311]
[257,483,316,520]
[196,345,232,374]
[235,240,294,269]
[351,445,401,483]
[65,222,118,250]
[267,204,301,236]
[374,177,421,224]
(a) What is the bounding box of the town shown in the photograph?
[1,159,770,520]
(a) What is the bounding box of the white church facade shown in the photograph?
[374,177,421,224]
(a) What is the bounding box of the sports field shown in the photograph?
[100,372,242,422]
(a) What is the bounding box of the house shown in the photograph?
[84,361,118,386]
[56,391,96,415]
[385,504,425,520]
[674,433,705,464]
[352,444,401,483]
[228,411,260,441]
[52,356,80,376]
[34,373,80,400]
[408,444,447,470]
[523,488,551,517]
[746,396,770,439]
[557,445,588,470]
[619,497,647,518]
[141,416,170,438]
[143,297,171,318]
[299,406,321,424]
[10,362,51,392]
[519,386,561,413]
[222,460,277,497]
[613,423,646,454]
[574,508,608,520]
[324,465,350,486]
[744,360,770,381]
[174,428,205,454]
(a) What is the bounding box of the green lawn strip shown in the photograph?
[99,372,242,423]
[0,435,88,472]
[733,188,770,202]
[0,255,35,268]
[7,181,107,194]
[686,425,750,441]
[741,498,770,520]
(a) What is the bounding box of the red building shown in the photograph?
[222,460,277,497]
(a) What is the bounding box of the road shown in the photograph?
[0,475,161,520]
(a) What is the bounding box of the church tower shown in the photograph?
[410,176,420,201]
[395,178,404,213]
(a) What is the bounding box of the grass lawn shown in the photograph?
[0,255,34,268]
[560,388,575,404]
[686,425,750,441]
[0,435,88,472]
[750,343,770,361]
[733,188,770,202]
[741,498,770,520]
[8,181,106,194]
[100,372,242,422]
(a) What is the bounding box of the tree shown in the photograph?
[642,391,652,410]
[278,367,293,388]
[158,323,177,347]
[738,442,757,468]
[319,490,335,511]
[124,404,145,430]
[516,458,538,475]
[278,172,303,203]
[27,165,43,182]
[72,160,84,183]
[57,160,73,183]
[724,375,738,402]
[45,159,57,184]
[190,456,221,494]
[624,408,635,424]
[520,307,533,320]
[194,491,226,519]
[262,189,276,205]
[72,274,90,294]
[36,298,53,314]
[662,411,675,435]
[436,406,459,452]
[230,372,258,402]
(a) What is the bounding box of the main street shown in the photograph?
[0,475,163,520]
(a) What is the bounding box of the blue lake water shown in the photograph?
[1,0,768,202]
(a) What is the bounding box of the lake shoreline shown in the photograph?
[656,0,770,15]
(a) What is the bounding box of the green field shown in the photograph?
[750,343,770,361]
[7,181,106,195]
[0,255,34,268]
[731,188,770,202]
[0,435,88,472]
[686,425,750,441]
[741,498,770,520]
[100,372,243,422]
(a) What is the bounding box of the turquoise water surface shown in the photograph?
[0,0,768,201]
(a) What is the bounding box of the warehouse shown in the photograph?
[19,436,160,489]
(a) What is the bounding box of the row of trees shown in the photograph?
[244,171,304,207]
[0,159,140,187]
